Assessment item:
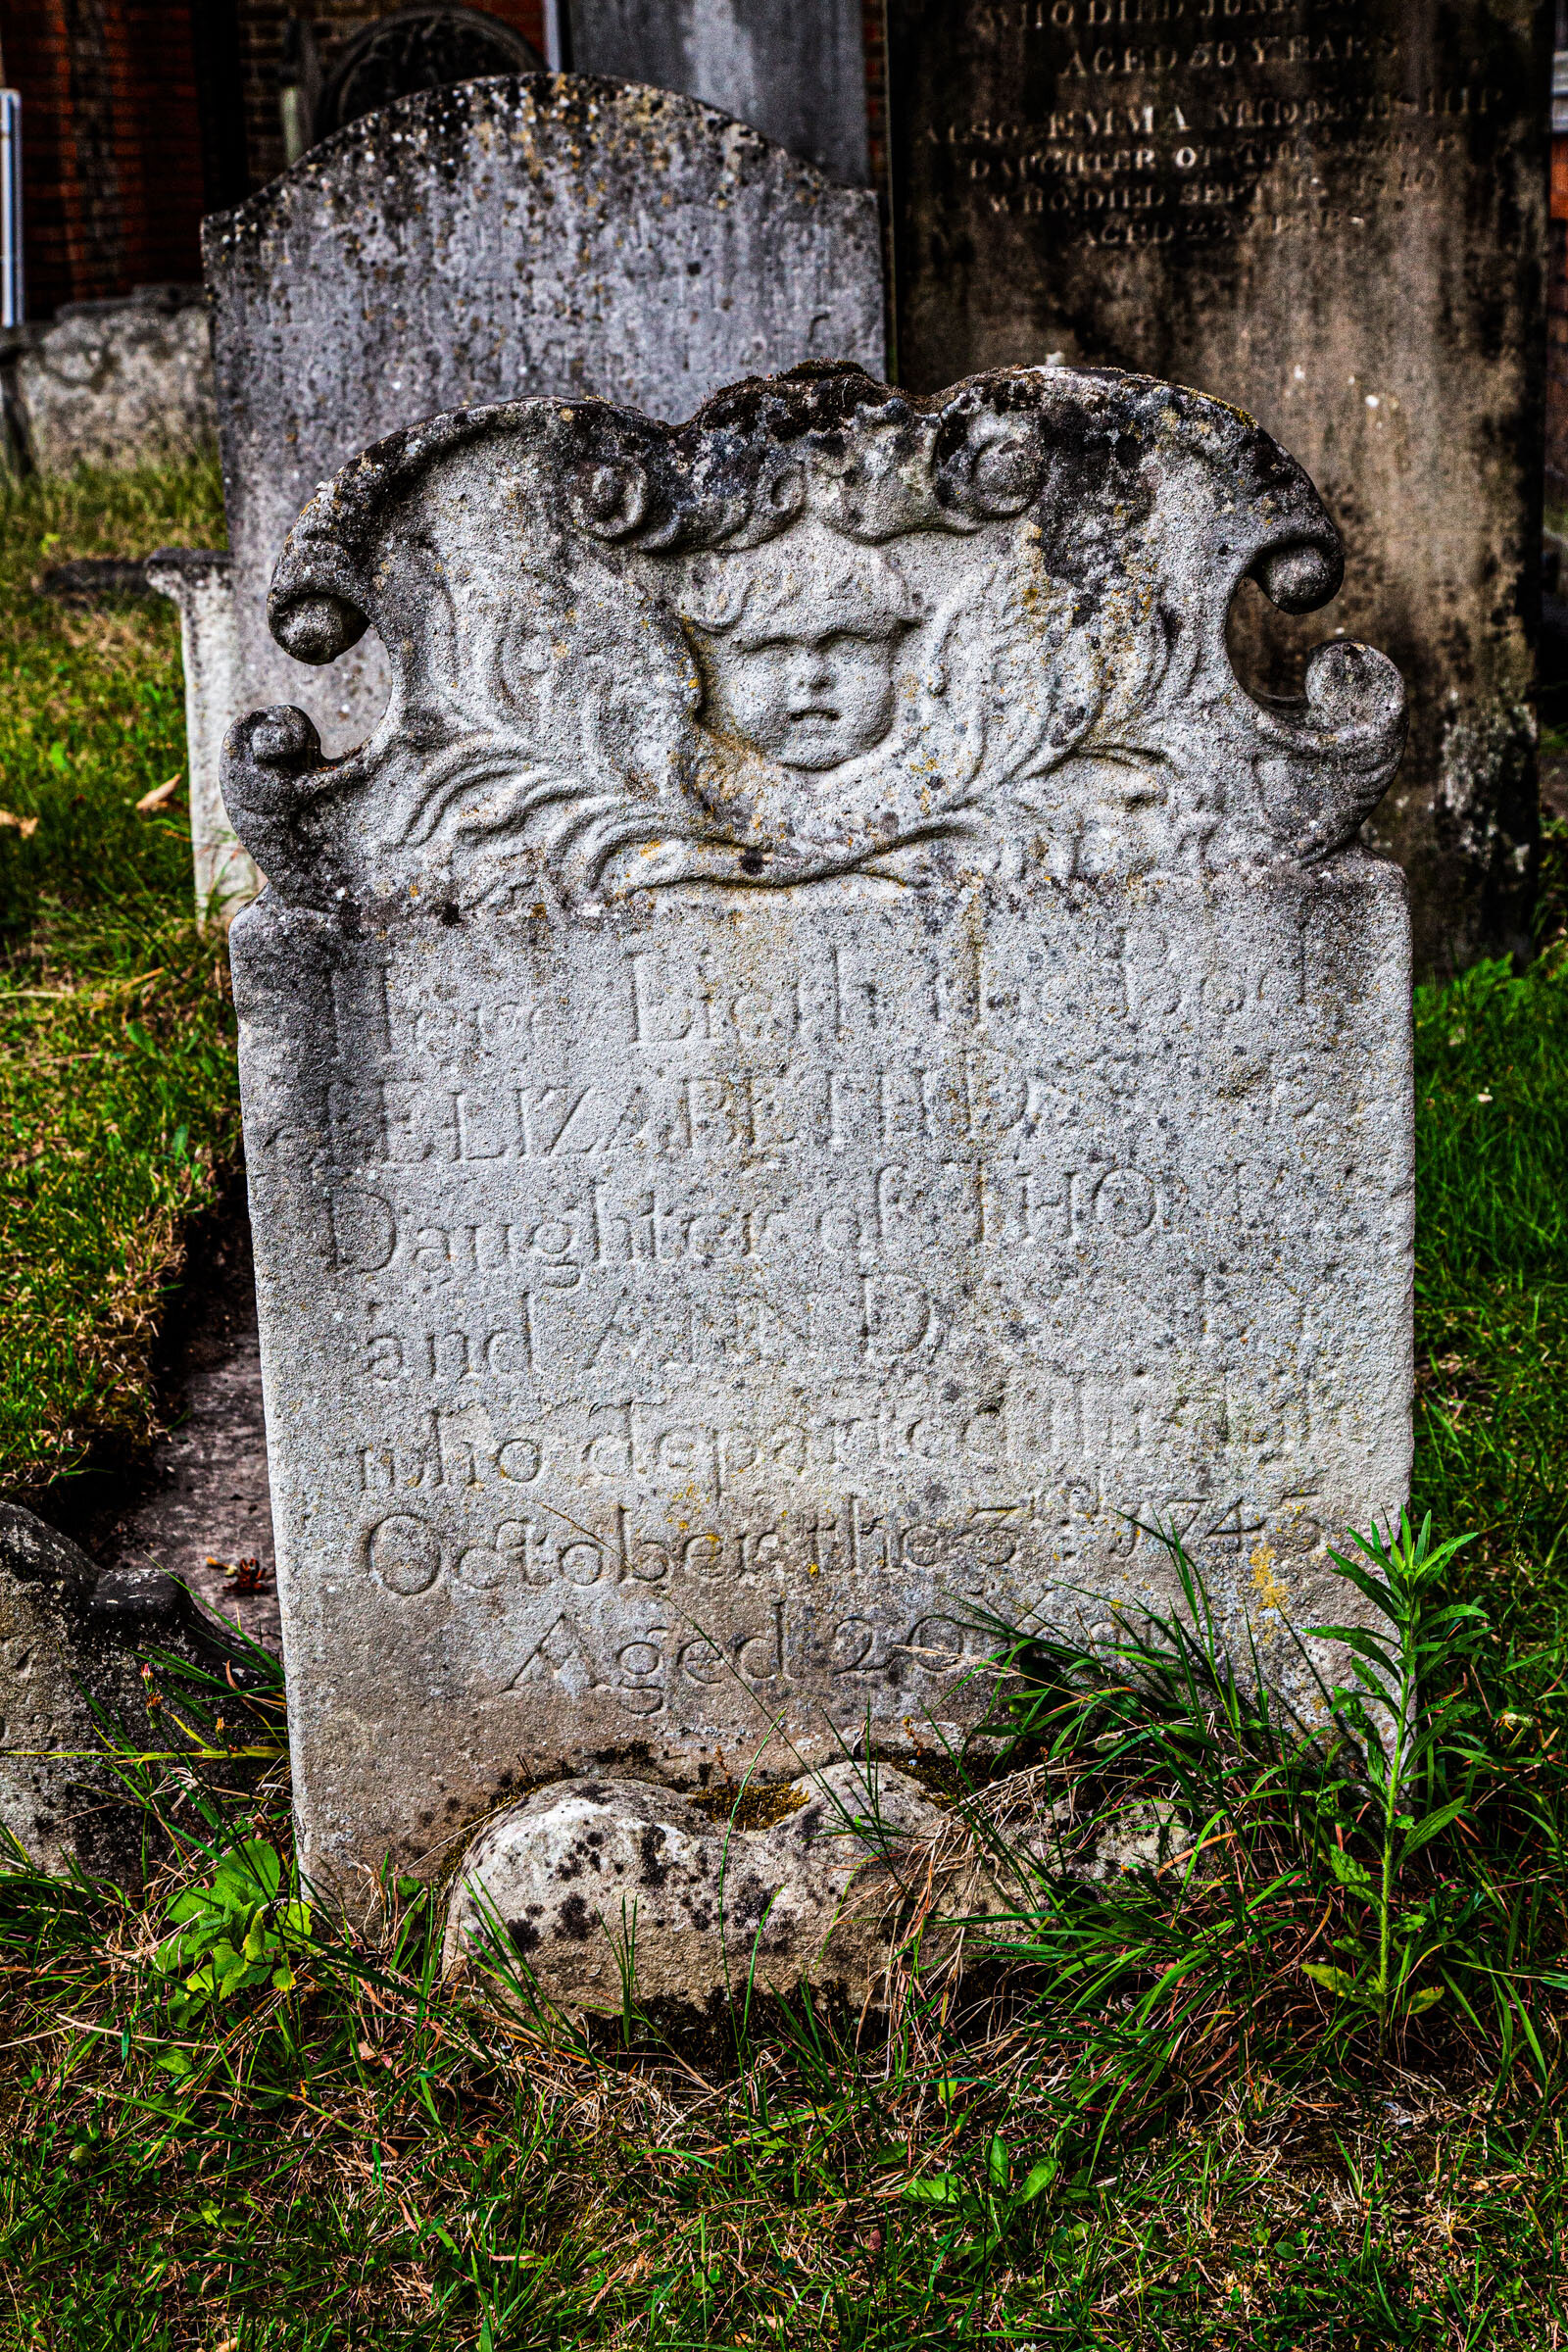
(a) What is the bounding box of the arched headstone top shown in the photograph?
[203,74,885,755]
[219,358,1413,1906]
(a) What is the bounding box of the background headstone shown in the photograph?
[565,0,871,186]
[205,74,885,760]
[144,549,256,920]
[5,286,215,474]
[222,362,1412,1907]
[886,3,1547,974]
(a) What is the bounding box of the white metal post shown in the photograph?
[0,90,22,329]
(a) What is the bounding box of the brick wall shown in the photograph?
[1,1,881,318]
[0,0,205,316]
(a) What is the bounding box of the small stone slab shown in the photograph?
[222,361,1412,1907]
[144,549,255,919]
[442,1762,958,2011]
[12,288,215,473]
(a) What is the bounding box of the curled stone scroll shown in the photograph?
[222,363,1406,913]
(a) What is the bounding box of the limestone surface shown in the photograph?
[222,362,1413,1907]
[442,1762,958,2011]
[205,74,884,760]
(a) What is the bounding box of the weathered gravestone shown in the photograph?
[886,2,1546,974]
[155,73,885,926]
[221,361,1413,1912]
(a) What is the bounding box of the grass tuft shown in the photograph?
[0,1530,1564,2346]
[1411,896,1568,1627]
[0,457,240,1489]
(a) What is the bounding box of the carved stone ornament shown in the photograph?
[222,362,1407,913]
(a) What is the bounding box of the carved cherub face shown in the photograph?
[701,621,898,771]
[684,527,917,775]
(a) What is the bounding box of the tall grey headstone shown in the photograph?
[205,74,884,761]
[567,0,870,187]
[886,0,1546,974]
[223,362,1413,1908]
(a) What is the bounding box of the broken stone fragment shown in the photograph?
[442,1763,1015,2012]
[0,1503,262,1885]
[441,1763,1201,2015]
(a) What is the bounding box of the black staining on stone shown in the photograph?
[739,848,766,875]
[0,1503,267,1886]
[726,1874,774,1937]
[558,1893,593,1941]
[444,1796,460,1814]
[220,705,356,913]
[639,1823,673,1889]
[509,1918,541,1957]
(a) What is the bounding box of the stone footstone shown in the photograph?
[441,1762,974,2012]
[222,360,1413,1917]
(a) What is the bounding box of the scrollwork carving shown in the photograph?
[222,362,1406,911]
